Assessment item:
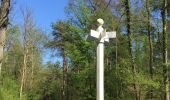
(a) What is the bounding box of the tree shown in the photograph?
[161,0,169,99]
[124,0,139,99]
[145,0,154,98]
[45,21,71,100]
[19,8,45,100]
[0,0,10,75]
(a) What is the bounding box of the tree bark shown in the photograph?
[0,28,6,75]
[146,0,154,98]
[161,0,169,100]
[124,0,139,100]
[62,49,68,100]
[146,0,153,79]
[20,45,28,100]
[0,0,10,75]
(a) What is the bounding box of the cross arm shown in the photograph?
[106,31,116,38]
[90,29,100,39]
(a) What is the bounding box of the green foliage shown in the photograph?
[0,76,25,100]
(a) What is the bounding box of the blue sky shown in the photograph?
[14,0,69,64]
[15,0,69,31]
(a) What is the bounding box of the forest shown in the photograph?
[0,0,170,100]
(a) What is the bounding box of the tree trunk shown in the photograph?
[62,50,68,100]
[161,0,169,100]
[20,46,28,100]
[146,0,153,79]
[30,50,34,89]
[146,0,154,98]
[124,0,139,100]
[0,28,6,75]
[0,0,10,75]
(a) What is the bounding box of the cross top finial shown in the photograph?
[88,18,116,43]
[97,18,104,26]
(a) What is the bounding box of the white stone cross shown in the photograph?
[88,18,116,100]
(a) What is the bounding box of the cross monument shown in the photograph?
[88,18,116,100]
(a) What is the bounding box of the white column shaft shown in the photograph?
[97,42,104,100]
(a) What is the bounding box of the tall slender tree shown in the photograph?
[20,8,32,100]
[161,0,169,99]
[46,21,70,100]
[146,0,154,98]
[146,0,153,79]
[124,0,139,99]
